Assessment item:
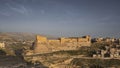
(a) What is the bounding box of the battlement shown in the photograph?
[36,35,47,43]
[36,35,91,45]
[34,35,91,54]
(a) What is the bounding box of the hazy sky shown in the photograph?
[0,0,120,37]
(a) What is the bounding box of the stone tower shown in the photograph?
[34,35,51,54]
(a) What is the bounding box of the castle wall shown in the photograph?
[34,43,51,54]
[36,35,47,43]
[34,35,50,54]
[78,36,91,46]
[78,38,88,42]
[34,35,91,54]
[48,40,60,45]
[60,38,78,44]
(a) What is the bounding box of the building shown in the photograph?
[33,35,91,54]
[0,42,5,48]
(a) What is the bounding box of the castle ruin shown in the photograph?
[33,35,91,54]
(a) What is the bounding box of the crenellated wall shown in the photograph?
[60,37,78,44]
[36,35,47,43]
[34,35,91,54]
[34,35,50,54]
[78,35,91,46]
[48,40,60,45]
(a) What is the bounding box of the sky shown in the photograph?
[0,0,120,38]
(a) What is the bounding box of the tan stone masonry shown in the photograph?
[33,35,91,54]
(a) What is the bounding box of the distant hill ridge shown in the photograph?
[0,32,57,42]
[0,32,36,41]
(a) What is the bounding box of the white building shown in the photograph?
[0,42,5,48]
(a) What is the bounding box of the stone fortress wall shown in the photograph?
[34,35,91,54]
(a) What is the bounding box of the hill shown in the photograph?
[0,32,36,42]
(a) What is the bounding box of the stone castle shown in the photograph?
[33,35,91,54]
